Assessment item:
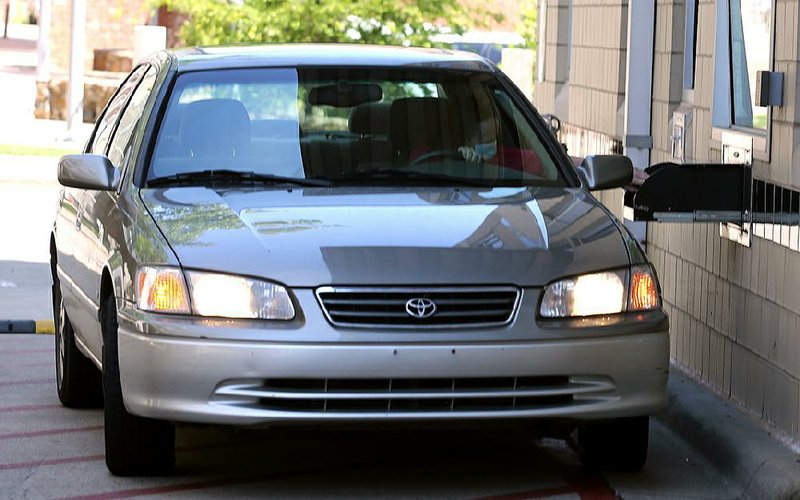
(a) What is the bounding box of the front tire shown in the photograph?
[577,416,649,471]
[102,294,175,476]
[53,279,102,408]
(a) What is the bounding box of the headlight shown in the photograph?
[136,266,295,320]
[186,271,295,320]
[539,266,659,318]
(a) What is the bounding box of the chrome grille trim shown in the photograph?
[211,376,619,415]
[315,286,521,329]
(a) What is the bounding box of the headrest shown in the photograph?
[349,102,391,135]
[179,99,251,157]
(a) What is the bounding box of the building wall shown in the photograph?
[534,0,629,216]
[648,0,800,439]
[534,0,800,441]
[49,0,152,73]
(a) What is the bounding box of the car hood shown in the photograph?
[141,186,630,287]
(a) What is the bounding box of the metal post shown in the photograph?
[622,0,656,245]
[66,0,85,133]
[37,0,51,80]
[3,2,10,39]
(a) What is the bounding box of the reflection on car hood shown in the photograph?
[141,186,629,287]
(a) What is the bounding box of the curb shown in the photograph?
[0,320,54,334]
[655,367,800,499]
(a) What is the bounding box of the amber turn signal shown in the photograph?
[136,267,191,314]
[629,267,659,311]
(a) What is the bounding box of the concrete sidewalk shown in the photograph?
[656,368,800,499]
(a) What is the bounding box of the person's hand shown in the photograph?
[626,168,650,192]
[458,146,482,163]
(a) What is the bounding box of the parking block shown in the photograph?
[0,320,53,334]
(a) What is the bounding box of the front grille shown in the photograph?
[316,287,520,328]
[212,376,617,415]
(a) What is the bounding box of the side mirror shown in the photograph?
[541,114,561,135]
[57,154,118,191]
[577,155,633,191]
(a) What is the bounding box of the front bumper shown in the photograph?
[117,321,669,426]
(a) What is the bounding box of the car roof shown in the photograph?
[169,44,496,73]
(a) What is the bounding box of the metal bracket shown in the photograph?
[625,134,653,149]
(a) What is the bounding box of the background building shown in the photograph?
[535,0,800,440]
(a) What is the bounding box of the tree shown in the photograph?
[159,0,500,47]
[517,1,537,51]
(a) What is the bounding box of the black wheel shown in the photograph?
[53,279,103,408]
[102,294,175,476]
[577,416,649,471]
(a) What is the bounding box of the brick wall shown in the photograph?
[534,0,629,216]
[567,0,628,138]
[536,0,800,441]
[648,0,684,165]
[49,0,152,73]
[647,0,800,439]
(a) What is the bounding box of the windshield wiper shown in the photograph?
[331,168,493,187]
[146,169,331,188]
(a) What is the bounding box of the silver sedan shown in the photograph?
[51,45,669,476]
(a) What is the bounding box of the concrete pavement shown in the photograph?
[0,155,60,326]
[0,334,738,499]
[658,370,800,498]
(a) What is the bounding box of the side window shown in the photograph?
[89,66,147,155]
[730,0,772,130]
[107,67,158,169]
[712,0,774,133]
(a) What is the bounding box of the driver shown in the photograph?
[456,94,545,177]
[458,114,499,163]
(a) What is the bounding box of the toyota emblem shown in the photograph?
[405,298,437,318]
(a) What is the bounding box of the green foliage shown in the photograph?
[517,1,538,50]
[157,0,496,47]
[0,144,79,157]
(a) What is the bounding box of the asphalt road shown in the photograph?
[0,334,737,499]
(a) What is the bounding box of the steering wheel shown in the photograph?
[408,148,462,167]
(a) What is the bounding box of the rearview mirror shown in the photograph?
[57,154,118,191]
[308,83,383,107]
[577,155,633,191]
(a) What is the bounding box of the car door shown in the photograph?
[65,66,148,352]
[77,65,159,356]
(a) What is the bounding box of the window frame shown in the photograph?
[107,65,158,171]
[711,0,776,162]
[85,65,148,157]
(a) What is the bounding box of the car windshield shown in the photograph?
[147,67,568,187]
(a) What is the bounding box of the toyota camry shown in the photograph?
[51,44,669,476]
